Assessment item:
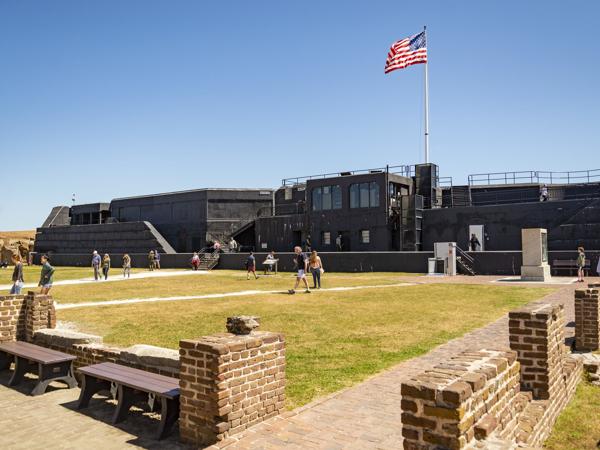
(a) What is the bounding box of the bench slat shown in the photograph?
[80,362,179,389]
[0,341,76,364]
[79,362,179,398]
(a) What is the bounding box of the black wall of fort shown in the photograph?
[33,222,171,255]
[422,199,600,251]
[31,250,600,275]
[110,190,272,252]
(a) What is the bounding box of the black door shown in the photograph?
[339,231,351,251]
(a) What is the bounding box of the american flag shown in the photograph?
[384,31,427,74]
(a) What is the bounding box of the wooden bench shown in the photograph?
[552,259,590,276]
[0,341,77,396]
[77,362,179,440]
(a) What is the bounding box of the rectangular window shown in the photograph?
[312,187,322,211]
[332,185,342,209]
[360,183,370,207]
[370,182,379,207]
[322,186,332,210]
[360,229,370,244]
[322,231,331,245]
[350,184,360,208]
[285,188,292,200]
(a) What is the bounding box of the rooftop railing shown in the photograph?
[468,169,600,186]
[282,164,416,187]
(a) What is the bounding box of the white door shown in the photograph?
[468,225,485,251]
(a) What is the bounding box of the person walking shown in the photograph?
[577,247,586,282]
[91,250,101,280]
[229,237,238,253]
[540,184,549,202]
[289,246,310,294]
[102,253,111,280]
[148,250,155,271]
[470,234,481,252]
[38,254,55,294]
[336,234,342,252]
[191,252,200,270]
[10,254,24,295]
[246,252,257,280]
[309,250,324,289]
[154,250,161,269]
[122,254,131,278]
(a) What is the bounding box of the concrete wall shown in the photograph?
[423,198,600,251]
[31,250,600,275]
[34,221,175,255]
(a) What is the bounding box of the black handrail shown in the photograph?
[468,169,600,186]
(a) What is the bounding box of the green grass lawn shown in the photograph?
[545,377,600,449]
[0,265,145,287]
[47,270,417,304]
[58,282,553,409]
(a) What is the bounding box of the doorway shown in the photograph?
[468,225,484,251]
[292,230,302,248]
[338,231,351,252]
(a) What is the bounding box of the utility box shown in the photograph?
[434,242,457,276]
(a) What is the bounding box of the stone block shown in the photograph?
[120,344,180,369]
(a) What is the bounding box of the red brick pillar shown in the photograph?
[508,303,566,400]
[178,330,286,446]
[0,294,26,342]
[24,293,55,342]
[575,288,600,351]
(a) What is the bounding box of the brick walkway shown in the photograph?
[209,279,583,450]
[0,276,586,449]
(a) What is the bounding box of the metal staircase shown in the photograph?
[456,246,476,275]
[198,247,221,270]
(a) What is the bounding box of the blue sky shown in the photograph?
[1,0,598,230]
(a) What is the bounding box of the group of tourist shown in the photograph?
[89,249,159,280]
[7,253,54,295]
[244,246,324,293]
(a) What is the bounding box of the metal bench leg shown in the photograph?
[8,356,31,386]
[157,396,180,440]
[112,384,136,424]
[77,375,111,409]
[31,361,78,396]
[0,351,12,371]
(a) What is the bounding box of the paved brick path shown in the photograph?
[208,279,583,450]
[0,276,587,449]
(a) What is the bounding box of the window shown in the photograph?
[285,188,292,200]
[312,185,342,211]
[370,182,379,207]
[322,231,331,245]
[350,184,360,208]
[312,187,322,211]
[360,229,370,244]
[332,185,342,209]
[350,182,380,208]
[322,186,332,210]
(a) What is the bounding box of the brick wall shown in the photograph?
[401,349,519,449]
[0,295,26,342]
[178,331,286,446]
[32,330,179,378]
[401,302,582,449]
[0,292,54,343]
[575,287,600,351]
[508,302,567,400]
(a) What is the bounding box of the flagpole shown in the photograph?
[423,25,430,164]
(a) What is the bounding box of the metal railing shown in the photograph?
[468,169,600,186]
[282,164,415,187]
